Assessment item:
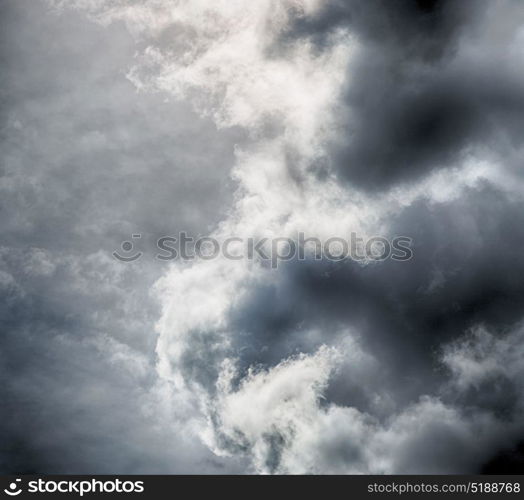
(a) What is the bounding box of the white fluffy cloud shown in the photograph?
[180,326,523,474]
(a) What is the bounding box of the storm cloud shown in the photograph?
[2,0,524,474]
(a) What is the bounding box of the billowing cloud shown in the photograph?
[2,0,524,474]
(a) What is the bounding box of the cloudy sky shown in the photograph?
[1,0,524,474]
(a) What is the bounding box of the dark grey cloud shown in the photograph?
[282,0,480,59]
[1,0,244,250]
[2,0,524,475]
[227,182,524,399]
[482,441,524,474]
[279,0,524,190]
[0,0,244,474]
[195,181,524,471]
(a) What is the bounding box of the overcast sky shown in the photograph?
[1,0,524,474]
